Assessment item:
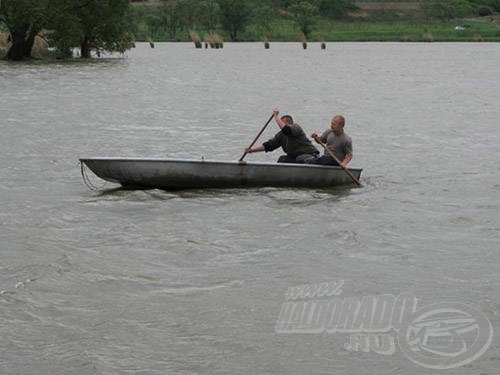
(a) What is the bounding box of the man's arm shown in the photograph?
[273,108,286,130]
[246,131,281,153]
[311,129,330,143]
[341,138,353,167]
[245,145,265,154]
[341,153,352,168]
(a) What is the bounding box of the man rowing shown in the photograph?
[310,115,353,168]
[244,108,319,163]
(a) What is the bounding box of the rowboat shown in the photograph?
[80,158,362,190]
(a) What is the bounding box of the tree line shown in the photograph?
[1,0,499,61]
[129,0,358,42]
[131,0,500,42]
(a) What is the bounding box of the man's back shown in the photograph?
[265,123,318,158]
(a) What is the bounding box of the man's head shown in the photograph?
[330,115,345,133]
[281,115,293,125]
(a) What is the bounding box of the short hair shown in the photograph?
[335,115,345,127]
[281,115,293,124]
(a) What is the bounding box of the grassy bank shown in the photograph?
[135,19,500,43]
[309,19,500,42]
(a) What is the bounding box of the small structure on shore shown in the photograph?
[300,33,307,49]
[189,30,202,48]
[204,33,223,49]
[263,36,270,49]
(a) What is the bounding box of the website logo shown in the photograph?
[275,281,492,369]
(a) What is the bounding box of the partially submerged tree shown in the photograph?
[0,0,49,60]
[0,0,133,60]
[71,0,134,58]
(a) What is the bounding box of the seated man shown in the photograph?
[245,108,319,163]
[310,115,353,167]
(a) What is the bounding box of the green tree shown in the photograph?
[1,0,133,60]
[199,0,219,33]
[48,0,82,58]
[317,0,357,19]
[71,0,133,58]
[469,0,500,12]
[178,0,202,32]
[217,0,252,41]
[151,0,201,40]
[154,0,184,39]
[422,0,474,20]
[288,0,319,39]
[0,0,49,60]
[253,4,274,37]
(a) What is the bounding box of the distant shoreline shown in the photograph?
[132,18,500,43]
[128,2,499,43]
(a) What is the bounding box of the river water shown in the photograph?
[1,42,499,374]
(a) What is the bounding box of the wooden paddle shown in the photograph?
[239,113,275,162]
[312,134,362,186]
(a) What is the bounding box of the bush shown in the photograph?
[477,5,493,15]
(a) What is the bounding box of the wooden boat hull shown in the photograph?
[80,158,362,190]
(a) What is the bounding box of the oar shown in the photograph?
[312,134,362,186]
[239,113,275,162]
